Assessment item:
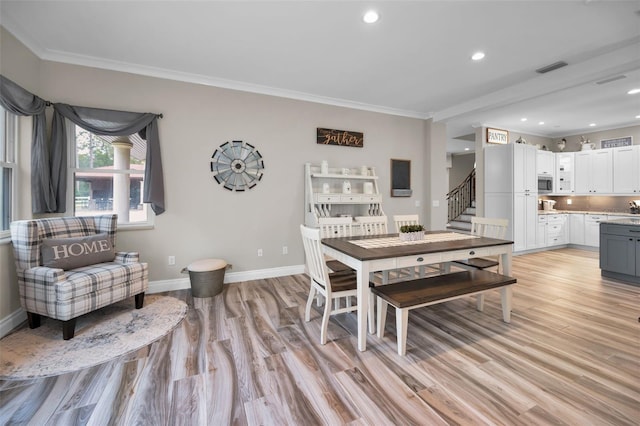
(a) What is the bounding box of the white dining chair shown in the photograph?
[300,225,359,344]
[356,215,388,235]
[393,214,420,233]
[451,216,509,310]
[452,216,509,273]
[318,216,353,273]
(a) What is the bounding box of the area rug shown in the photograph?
[0,295,187,380]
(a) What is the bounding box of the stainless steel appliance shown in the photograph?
[538,175,553,193]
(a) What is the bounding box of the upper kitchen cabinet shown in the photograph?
[574,149,612,194]
[485,143,537,193]
[613,145,640,194]
[536,150,555,177]
[555,152,575,194]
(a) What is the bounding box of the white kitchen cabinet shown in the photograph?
[613,145,640,194]
[537,150,555,177]
[584,214,608,247]
[537,215,548,248]
[575,150,612,194]
[485,144,538,252]
[569,213,585,245]
[546,214,568,246]
[304,163,384,230]
[555,152,575,194]
[513,193,539,251]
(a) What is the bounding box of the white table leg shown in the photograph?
[501,285,513,322]
[501,249,513,323]
[396,307,408,356]
[357,263,370,351]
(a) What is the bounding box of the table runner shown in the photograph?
[350,232,478,249]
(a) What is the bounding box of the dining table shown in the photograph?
[321,230,514,352]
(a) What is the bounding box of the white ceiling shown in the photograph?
[1,1,639,153]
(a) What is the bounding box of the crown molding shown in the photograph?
[2,22,428,120]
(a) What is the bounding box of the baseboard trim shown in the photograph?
[0,308,27,338]
[148,264,306,294]
[0,265,307,337]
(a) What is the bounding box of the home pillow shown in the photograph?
[41,233,116,270]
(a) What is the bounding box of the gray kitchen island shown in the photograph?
[600,218,640,285]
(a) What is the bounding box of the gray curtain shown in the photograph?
[51,103,165,215]
[0,75,56,213]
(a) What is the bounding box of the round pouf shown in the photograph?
[186,259,228,298]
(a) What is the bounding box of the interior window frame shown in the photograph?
[0,107,18,241]
[67,122,153,229]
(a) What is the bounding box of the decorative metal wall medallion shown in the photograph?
[210,140,264,191]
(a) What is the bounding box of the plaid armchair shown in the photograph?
[10,214,148,340]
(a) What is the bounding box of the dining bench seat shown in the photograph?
[372,269,517,355]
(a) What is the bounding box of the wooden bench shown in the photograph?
[371,269,517,355]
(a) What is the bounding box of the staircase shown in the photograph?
[447,200,475,233]
[446,168,476,233]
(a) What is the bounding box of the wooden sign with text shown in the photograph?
[317,128,364,148]
[486,128,509,144]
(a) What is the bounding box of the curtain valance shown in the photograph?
[51,104,165,215]
[0,75,56,213]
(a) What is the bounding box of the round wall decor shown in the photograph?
[210,140,264,191]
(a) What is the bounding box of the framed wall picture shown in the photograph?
[390,159,412,197]
[486,128,509,144]
[316,128,364,148]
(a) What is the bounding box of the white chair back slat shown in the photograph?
[318,217,353,239]
[471,217,508,239]
[393,214,420,233]
[356,216,388,235]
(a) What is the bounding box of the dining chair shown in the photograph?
[451,216,509,310]
[355,215,388,235]
[452,216,509,273]
[392,214,440,279]
[318,217,353,274]
[300,225,359,344]
[392,214,420,233]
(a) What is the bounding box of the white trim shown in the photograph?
[148,264,306,294]
[1,265,307,337]
[1,15,427,121]
[0,308,27,338]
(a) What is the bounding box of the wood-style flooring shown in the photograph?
[1,248,638,425]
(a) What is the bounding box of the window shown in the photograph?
[71,125,150,225]
[0,106,18,237]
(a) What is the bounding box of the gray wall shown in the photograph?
[449,153,475,192]
[0,28,438,324]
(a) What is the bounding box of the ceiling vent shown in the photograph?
[535,61,568,74]
[596,75,627,85]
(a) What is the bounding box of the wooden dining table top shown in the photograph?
[321,230,513,261]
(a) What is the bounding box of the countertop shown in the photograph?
[599,218,640,226]
[537,210,638,217]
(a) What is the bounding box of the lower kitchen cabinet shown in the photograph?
[569,213,585,245]
[585,214,608,247]
[600,222,640,283]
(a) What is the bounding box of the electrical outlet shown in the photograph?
[282,246,288,255]
[168,255,175,266]
[257,249,263,257]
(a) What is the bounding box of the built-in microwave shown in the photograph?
[538,175,553,193]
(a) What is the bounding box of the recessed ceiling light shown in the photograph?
[589,123,596,127]
[538,121,545,125]
[471,52,485,61]
[636,115,640,119]
[520,118,527,122]
[628,88,640,95]
[363,10,379,24]
[464,147,470,151]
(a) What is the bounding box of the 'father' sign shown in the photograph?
[317,128,364,148]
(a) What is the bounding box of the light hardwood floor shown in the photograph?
[1,248,638,425]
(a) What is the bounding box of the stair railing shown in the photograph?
[446,168,475,223]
